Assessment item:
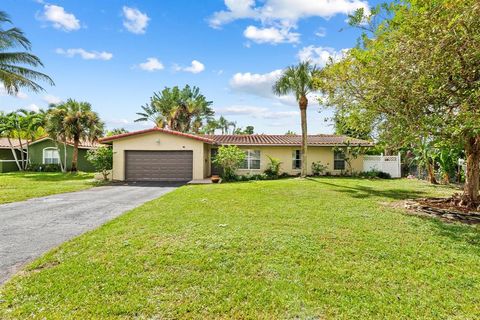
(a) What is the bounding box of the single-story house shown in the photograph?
[28,137,98,172]
[0,138,26,173]
[0,137,98,172]
[100,128,373,182]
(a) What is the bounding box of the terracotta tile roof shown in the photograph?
[203,134,373,147]
[99,127,216,144]
[99,127,373,147]
[0,138,28,149]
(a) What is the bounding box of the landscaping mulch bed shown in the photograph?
[404,197,480,224]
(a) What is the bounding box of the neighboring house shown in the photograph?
[100,128,373,182]
[28,137,98,172]
[0,138,26,173]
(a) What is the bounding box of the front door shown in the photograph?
[210,148,223,176]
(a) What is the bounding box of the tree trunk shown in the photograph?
[17,137,25,170]
[299,95,308,178]
[462,136,480,207]
[71,138,79,172]
[427,161,438,184]
[63,138,68,173]
[53,140,65,172]
[7,138,22,171]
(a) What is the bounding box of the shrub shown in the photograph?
[86,146,113,180]
[28,163,61,172]
[264,156,282,179]
[212,145,246,182]
[311,161,327,176]
[359,170,391,179]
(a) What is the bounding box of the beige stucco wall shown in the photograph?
[235,146,364,176]
[111,131,207,181]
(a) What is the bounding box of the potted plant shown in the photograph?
[211,175,221,183]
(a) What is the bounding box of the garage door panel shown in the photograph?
[125,151,193,181]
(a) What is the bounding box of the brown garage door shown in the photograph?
[125,150,193,181]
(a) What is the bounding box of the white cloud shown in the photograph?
[40,4,80,31]
[315,27,327,37]
[230,69,282,99]
[175,60,205,74]
[122,6,150,34]
[56,48,113,60]
[218,105,299,119]
[43,94,62,105]
[243,25,300,44]
[209,0,369,27]
[26,104,40,112]
[297,46,349,66]
[138,57,164,72]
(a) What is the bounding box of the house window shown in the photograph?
[43,148,60,164]
[292,150,301,169]
[240,150,261,169]
[334,150,346,170]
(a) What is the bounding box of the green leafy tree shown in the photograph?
[273,61,319,177]
[45,105,68,172]
[212,145,246,182]
[86,146,113,180]
[106,128,128,137]
[0,11,53,95]
[318,0,480,207]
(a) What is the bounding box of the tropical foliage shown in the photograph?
[212,145,246,182]
[86,146,113,180]
[0,10,53,95]
[45,99,104,172]
[135,85,214,133]
[273,61,319,177]
[317,0,480,207]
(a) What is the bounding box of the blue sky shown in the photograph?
[1,0,379,134]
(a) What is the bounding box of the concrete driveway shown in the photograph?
[0,182,181,284]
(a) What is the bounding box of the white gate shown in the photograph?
[363,153,401,178]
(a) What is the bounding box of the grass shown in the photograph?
[1,178,479,319]
[0,172,97,204]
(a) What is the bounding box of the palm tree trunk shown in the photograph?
[299,95,308,177]
[17,137,25,170]
[7,137,22,171]
[53,139,65,172]
[71,138,79,172]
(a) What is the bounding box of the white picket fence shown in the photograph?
[363,153,401,178]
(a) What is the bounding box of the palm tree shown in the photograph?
[50,99,104,172]
[45,105,68,172]
[218,116,229,135]
[0,111,26,170]
[0,11,53,95]
[135,85,213,133]
[273,61,319,177]
[18,109,45,166]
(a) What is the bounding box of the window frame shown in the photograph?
[333,150,346,170]
[43,147,60,165]
[240,149,261,170]
[292,149,301,170]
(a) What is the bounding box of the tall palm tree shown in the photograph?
[218,116,229,135]
[0,111,22,170]
[50,99,104,172]
[273,61,319,177]
[45,105,68,172]
[0,11,53,95]
[18,109,45,166]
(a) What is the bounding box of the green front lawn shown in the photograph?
[1,178,479,319]
[0,172,96,204]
